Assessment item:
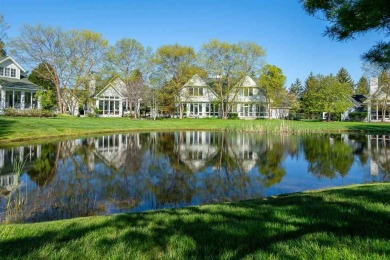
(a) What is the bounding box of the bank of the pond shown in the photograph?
[1,183,389,259]
[1,116,390,144]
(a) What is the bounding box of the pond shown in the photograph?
[0,131,389,223]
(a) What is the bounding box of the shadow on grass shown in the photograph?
[0,117,16,139]
[346,122,390,133]
[0,185,389,258]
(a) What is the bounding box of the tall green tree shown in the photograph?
[199,40,265,119]
[336,67,354,93]
[258,64,287,117]
[153,44,200,118]
[301,72,320,117]
[28,63,57,110]
[301,0,390,69]
[355,76,370,95]
[312,74,352,121]
[288,78,303,114]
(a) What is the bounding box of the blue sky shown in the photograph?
[1,0,386,86]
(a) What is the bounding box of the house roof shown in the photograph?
[0,78,40,91]
[350,94,367,107]
[0,56,27,73]
[183,74,260,97]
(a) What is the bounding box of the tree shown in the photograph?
[28,63,57,110]
[288,78,303,114]
[301,0,390,68]
[258,64,287,117]
[106,38,149,118]
[0,14,10,56]
[153,44,199,118]
[11,25,107,113]
[336,67,354,93]
[355,76,370,95]
[311,74,352,121]
[301,72,320,118]
[199,40,265,119]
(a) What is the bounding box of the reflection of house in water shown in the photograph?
[367,135,390,177]
[175,131,219,172]
[94,134,140,170]
[0,145,42,194]
[174,131,260,173]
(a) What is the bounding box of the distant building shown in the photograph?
[0,56,41,113]
[366,77,390,122]
[177,74,287,119]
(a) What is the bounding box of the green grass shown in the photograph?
[1,116,390,144]
[0,183,389,259]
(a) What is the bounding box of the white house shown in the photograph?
[366,77,390,122]
[0,56,41,113]
[92,76,141,117]
[178,74,285,119]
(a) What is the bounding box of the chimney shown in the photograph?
[370,77,378,95]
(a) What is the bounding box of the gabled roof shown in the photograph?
[183,74,260,96]
[0,56,26,73]
[350,94,368,107]
[0,78,40,91]
[93,76,126,98]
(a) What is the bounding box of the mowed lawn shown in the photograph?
[0,184,389,259]
[1,116,390,144]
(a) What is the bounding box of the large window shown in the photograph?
[205,103,218,116]
[11,69,16,78]
[0,67,3,76]
[98,96,121,115]
[188,87,203,96]
[4,68,10,77]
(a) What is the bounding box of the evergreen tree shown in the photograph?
[336,67,354,93]
[355,76,370,95]
[289,78,303,98]
[301,72,319,117]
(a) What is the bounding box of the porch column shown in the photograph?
[12,91,15,108]
[21,91,25,109]
[119,100,123,116]
[376,103,379,121]
[37,94,41,109]
[0,89,5,111]
[30,92,33,108]
[367,101,371,122]
[187,103,190,116]
[96,99,99,111]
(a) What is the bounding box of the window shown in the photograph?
[189,87,203,96]
[4,68,10,77]
[241,88,254,96]
[11,69,16,78]
[0,67,3,76]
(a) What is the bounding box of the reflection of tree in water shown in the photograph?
[303,135,354,178]
[256,139,286,187]
[27,143,59,187]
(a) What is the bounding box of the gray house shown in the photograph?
[0,56,41,113]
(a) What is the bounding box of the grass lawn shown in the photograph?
[0,183,389,259]
[1,116,390,144]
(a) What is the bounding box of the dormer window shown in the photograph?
[11,69,16,78]
[4,68,10,77]
[189,87,203,96]
[241,88,254,96]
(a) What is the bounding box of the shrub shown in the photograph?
[348,112,367,122]
[4,108,56,117]
[228,113,239,119]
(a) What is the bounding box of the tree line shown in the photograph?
[2,16,388,120]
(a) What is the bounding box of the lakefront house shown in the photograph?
[0,56,41,113]
[177,74,288,119]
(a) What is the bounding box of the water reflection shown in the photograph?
[0,132,389,223]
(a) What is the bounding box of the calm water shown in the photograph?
[0,131,389,223]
